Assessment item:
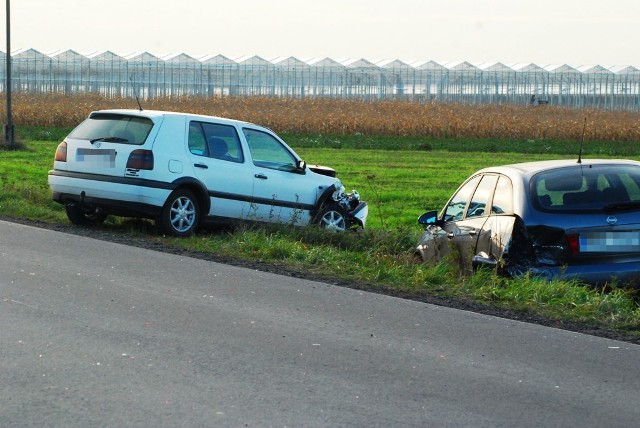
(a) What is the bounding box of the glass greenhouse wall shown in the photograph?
[2,49,640,110]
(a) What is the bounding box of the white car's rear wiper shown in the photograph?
[90,136,129,143]
[603,201,640,212]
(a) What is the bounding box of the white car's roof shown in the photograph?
[92,109,257,127]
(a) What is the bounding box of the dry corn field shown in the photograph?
[3,93,640,141]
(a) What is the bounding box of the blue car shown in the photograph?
[416,159,640,287]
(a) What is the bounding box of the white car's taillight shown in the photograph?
[54,142,67,162]
[126,149,154,170]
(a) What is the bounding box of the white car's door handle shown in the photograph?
[194,163,208,169]
[255,173,268,179]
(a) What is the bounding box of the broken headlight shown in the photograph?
[332,185,361,211]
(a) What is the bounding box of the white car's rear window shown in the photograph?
[68,113,154,145]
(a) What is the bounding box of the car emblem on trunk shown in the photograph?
[606,216,618,225]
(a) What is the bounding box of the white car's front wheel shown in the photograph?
[159,189,199,237]
[316,202,347,232]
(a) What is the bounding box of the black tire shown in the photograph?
[315,202,348,232]
[65,203,108,226]
[158,189,199,237]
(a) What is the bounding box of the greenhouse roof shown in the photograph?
[12,48,48,59]
[123,52,162,62]
[442,61,479,71]
[374,59,412,69]
[409,60,447,71]
[475,62,513,72]
[304,57,345,68]
[198,54,235,65]
[340,58,378,68]
[269,56,308,69]
[160,53,199,64]
[575,64,614,74]
[234,55,273,67]
[608,65,640,74]
[48,49,84,59]
[509,63,548,73]
[86,51,126,61]
[544,64,580,73]
[2,49,640,76]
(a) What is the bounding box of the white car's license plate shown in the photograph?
[580,231,640,252]
[76,148,116,168]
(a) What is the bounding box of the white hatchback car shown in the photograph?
[48,109,368,236]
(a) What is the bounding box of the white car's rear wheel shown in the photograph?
[65,203,108,225]
[159,189,199,237]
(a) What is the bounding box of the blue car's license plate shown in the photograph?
[580,231,640,252]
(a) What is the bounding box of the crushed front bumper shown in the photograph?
[334,187,368,228]
[348,201,369,228]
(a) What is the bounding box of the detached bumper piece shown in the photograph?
[348,202,369,228]
[335,188,368,228]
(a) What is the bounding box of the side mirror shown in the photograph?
[472,254,498,270]
[296,160,307,173]
[418,210,439,226]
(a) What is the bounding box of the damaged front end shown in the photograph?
[310,162,368,230]
[332,184,369,228]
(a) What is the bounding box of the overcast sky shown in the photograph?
[5,0,640,66]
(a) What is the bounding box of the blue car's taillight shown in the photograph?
[566,234,580,256]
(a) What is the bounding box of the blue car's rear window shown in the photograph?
[532,164,640,212]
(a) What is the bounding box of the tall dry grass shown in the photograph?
[2,92,640,141]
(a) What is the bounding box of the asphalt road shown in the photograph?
[1,220,639,427]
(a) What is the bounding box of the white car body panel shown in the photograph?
[48,174,171,208]
[48,109,368,234]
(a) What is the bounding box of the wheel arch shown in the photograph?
[311,184,338,217]
[169,177,211,217]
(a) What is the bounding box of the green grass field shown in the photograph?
[294,147,561,228]
[0,129,578,230]
[2,127,640,336]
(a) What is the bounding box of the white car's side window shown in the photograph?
[189,121,244,163]
[243,128,297,171]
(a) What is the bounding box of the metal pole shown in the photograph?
[4,0,14,147]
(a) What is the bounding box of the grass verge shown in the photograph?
[1,128,639,338]
[161,225,640,334]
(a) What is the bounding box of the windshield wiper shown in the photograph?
[90,136,129,143]
[603,201,640,212]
